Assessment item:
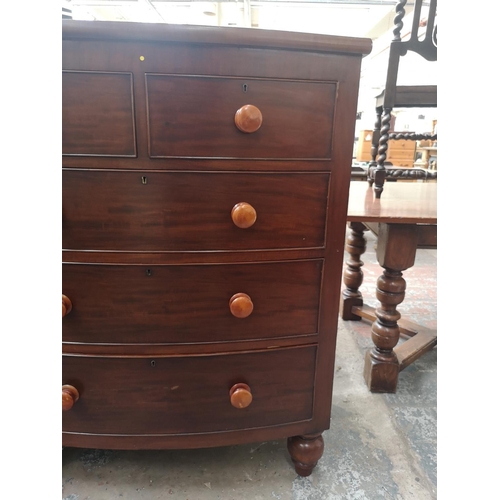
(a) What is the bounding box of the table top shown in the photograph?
[347,181,437,224]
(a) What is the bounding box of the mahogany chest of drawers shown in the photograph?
[62,20,371,476]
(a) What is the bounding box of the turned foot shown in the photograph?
[287,433,324,477]
[364,348,399,393]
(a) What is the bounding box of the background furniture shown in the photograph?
[354,129,434,184]
[415,144,437,169]
[62,20,371,476]
[367,0,437,197]
[356,129,375,162]
[357,129,416,167]
[341,181,437,392]
[385,137,416,168]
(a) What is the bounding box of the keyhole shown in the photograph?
[243,84,248,92]
[142,176,148,184]
[146,269,152,276]
[151,360,156,367]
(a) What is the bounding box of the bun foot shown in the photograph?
[287,433,324,477]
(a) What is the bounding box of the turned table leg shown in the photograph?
[364,223,418,393]
[287,433,324,477]
[341,222,367,320]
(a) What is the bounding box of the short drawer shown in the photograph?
[387,149,415,160]
[62,346,316,434]
[62,71,136,157]
[62,170,329,251]
[388,139,415,152]
[145,74,336,159]
[62,260,322,344]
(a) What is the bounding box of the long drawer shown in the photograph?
[62,260,322,344]
[62,346,316,434]
[62,170,330,251]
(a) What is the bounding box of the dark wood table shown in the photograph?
[341,181,437,393]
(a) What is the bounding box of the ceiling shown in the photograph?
[63,0,437,125]
[66,0,398,37]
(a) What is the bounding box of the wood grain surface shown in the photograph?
[62,346,316,434]
[62,170,330,251]
[62,260,322,344]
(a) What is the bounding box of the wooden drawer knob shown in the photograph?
[229,383,253,409]
[234,104,263,133]
[62,384,79,411]
[229,293,254,318]
[62,294,72,318]
[231,202,257,229]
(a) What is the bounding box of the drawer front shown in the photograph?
[387,149,415,160]
[146,75,336,159]
[388,139,415,152]
[62,171,329,251]
[62,346,316,434]
[62,71,136,157]
[62,260,322,344]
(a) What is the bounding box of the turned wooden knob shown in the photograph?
[62,294,72,318]
[229,293,254,318]
[231,202,257,229]
[234,104,263,133]
[229,383,253,409]
[62,385,79,411]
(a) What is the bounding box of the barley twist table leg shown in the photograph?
[368,106,382,187]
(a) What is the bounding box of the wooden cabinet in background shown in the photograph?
[386,138,416,168]
[356,130,415,167]
[355,129,373,161]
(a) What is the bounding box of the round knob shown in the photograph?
[62,385,79,411]
[234,104,263,133]
[229,383,253,409]
[62,294,72,318]
[231,202,257,229]
[229,293,254,318]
